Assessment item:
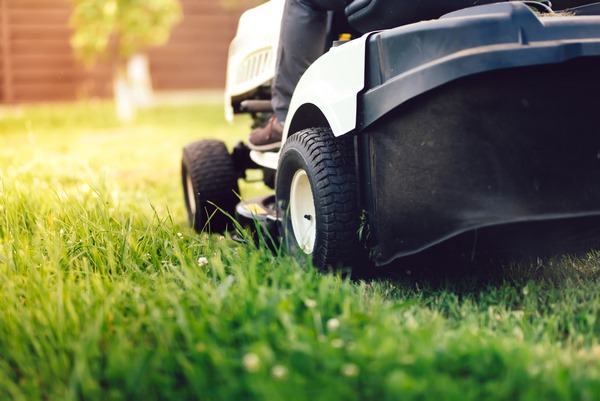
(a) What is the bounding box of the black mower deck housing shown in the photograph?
[352,3,600,265]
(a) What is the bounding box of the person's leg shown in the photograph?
[249,0,347,151]
[272,0,347,123]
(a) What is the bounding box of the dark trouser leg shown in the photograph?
[271,0,347,123]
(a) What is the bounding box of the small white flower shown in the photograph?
[512,326,524,342]
[304,299,317,309]
[331,338,345,348]
[271,365,288,379]
[341,363,360,377]
[197,257,209,267]
[327,318,340,331]
[243,353,260,372]
[177,232,183,238]
[405,314,418,330]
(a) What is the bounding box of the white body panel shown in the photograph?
[250,36,369,170]
[249,149,280,171]
[283,35,368,140]
[224,0,284,122]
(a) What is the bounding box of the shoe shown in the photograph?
[248,116,283,151]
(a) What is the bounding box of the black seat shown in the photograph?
[345,0,501,32]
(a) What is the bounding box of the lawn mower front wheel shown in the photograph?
[276,127,363,270]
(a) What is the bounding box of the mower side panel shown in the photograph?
[363,58,600,265]
[283,34,369,141]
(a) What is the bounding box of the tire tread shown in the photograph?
[182,140,239,233]
[278,127,362,270]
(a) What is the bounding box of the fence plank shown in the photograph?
[1,0,246,103]
[1,0,14,103]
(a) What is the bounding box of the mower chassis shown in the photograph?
[271,2,600,266]
[186,1,600,268]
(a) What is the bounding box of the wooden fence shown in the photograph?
[0,0,245,104]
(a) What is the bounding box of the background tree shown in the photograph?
[69,0,182,121]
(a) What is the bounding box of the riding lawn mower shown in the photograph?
[182,0,600,271]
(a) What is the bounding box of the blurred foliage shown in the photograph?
[69,0,182,67]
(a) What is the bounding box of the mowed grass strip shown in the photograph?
[1,101,600,401]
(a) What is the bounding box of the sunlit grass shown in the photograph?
[0,100,266,223]
[1,100,600,400]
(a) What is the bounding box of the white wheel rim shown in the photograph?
[290,169,316,254]
[186,174,197,215]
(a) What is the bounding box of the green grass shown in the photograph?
[1,100,600,401]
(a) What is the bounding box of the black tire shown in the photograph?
[182,140,239,233]
[276,127,362,270]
